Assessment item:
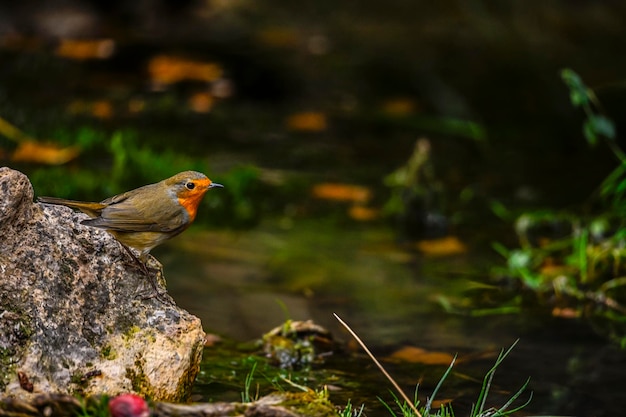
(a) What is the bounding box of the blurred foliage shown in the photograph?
[383,138,448,239]
[210,164,266,229]
[561,68,626,215]
[20,126,266,228]
[490,69,626,346]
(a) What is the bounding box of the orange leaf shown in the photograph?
[188,92,214,113]
[148,55,223,86]
[92,100,114,119]
[552,307,580,319]
[55,39,115,60]
[311,183,371,203]
[66,100,114,119]
[348,205,379,221]
[389,346,455,365]
[286,112,327,132]
[430,399,453,408]
[381,98,418,116]
[415,236,467,257]
[12,141,79,165]
[538,259,575,278]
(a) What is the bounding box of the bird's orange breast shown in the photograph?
[176,178,212,221]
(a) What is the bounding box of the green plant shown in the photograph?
[335,314,531,417]
[241,361,259,403]
[338,399,365,417]
[470,341,531,417]
[76,395,110,417]
[378,346,530,417]
[561,68,626,213]
[485,70,626,338]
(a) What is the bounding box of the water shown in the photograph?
[155,218,626,416]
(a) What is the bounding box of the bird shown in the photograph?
[38,171,223,294]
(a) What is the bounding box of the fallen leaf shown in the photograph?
[55,39,115,60]
[539,259,576,277]
[388,346,455,365]
[12,141,80,165]
[381,98,418,116]
[148,55,223,86]
[348,205,379,221]
[552,307,580,319]
[286,112,327,132]
[66,100,114,118]
[430,399,453,408]
[415,236,467,257]
[92,100,114,119]
[312,183,371,203]
[188,92,214,113]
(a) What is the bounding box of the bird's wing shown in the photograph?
[83,194,187,233]
[82,216,166,232]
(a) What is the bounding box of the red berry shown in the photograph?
[108,393,150,417]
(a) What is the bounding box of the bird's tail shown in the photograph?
[38,196,104,217]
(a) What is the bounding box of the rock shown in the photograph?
[262,320,336,369]
[0,167,205,401]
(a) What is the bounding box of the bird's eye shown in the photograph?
[185,181,195,190]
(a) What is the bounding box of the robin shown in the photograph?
[38,171,223,293]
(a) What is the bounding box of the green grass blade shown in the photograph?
[424,355,457,415]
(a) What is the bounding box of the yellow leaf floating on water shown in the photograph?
[286,112,327,132]
[311,183,371,203]
[55,39,115,60]
[388,346,456,365]
[12,141,80,165]
[415,236,467,257]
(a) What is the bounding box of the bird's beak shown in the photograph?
[209,182,224,189]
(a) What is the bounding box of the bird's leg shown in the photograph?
[118,242,150,275]
[117,243,173,304]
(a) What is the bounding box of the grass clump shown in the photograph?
[334,314,530,417]
[489,69,626,346]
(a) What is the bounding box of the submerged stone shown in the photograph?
[262,320,336,369]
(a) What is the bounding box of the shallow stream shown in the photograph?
[157,219,626,416]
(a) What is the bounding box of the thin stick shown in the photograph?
[333,313,422,417]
